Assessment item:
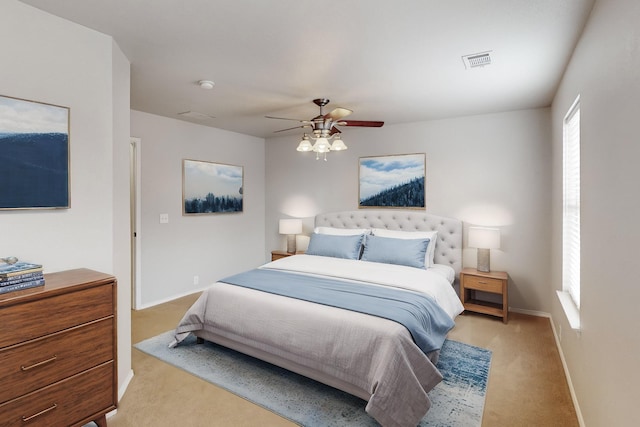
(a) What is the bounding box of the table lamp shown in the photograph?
[468,226,500,272]
[279,219,303,254]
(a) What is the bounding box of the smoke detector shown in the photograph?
[198,80,215,89]
[462,51,492,69]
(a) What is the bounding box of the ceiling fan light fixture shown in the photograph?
[267,98,383,161]
[296,134,313,152]
[330,135,347,151]
[312,137,331,153]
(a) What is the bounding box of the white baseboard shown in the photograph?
[118,368,135,402]
[509,307,584,426]
[106,368,134,419]
[136,287,208,310]
[509,307,586,427]
[509,307,551,318]
[547,316,585,427]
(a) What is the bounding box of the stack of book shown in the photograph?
[0,261,45,294]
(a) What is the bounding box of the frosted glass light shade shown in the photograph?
[297,135,313,151]
[330,137,347,151]
[312,138,331,153]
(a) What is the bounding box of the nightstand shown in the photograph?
[459,267,509,323]
[271,250,303,261]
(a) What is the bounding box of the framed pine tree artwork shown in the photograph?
[358,153,425,209]
[0,94,70,210]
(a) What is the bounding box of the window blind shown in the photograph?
[563,96,580,309]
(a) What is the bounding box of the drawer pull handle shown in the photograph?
[21,355,57,371]
[478,281,487,284]
[22,403,58,422]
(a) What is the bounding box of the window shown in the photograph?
[559,95,581,329]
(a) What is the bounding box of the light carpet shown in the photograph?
[134,331,491,426]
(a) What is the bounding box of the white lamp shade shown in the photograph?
[468,227,500,249]
[279,219,302,235]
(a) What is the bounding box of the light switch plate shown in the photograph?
[159,213,169,224]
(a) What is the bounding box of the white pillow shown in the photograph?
[313,226,371,236]
[371,228,438,268]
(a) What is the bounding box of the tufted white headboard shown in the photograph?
[315,210,463,278]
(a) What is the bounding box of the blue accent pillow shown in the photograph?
[306,233,364,260]
[361,234,430,269]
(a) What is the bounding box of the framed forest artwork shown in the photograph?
[358,153,425,209]
[182,159,244,215]
[0,95,70,210]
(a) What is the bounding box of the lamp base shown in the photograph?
[286,235,296,254]
[477,248,491,272]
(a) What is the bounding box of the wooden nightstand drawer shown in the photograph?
[0,318,114,403]
[463,275,503,293]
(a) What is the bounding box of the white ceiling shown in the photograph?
[20,0,595,138]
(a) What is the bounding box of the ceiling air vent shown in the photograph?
[178,111,215,120]
[462,51,492,69]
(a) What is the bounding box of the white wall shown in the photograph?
[266,108,552,312]
[0,0,132,397]
[130,111,266,307]
[551,0,640,425]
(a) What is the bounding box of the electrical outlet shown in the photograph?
[558,324,562,341]
[193,275,199,285]
[159,213,169,224]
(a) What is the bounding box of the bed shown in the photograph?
[171,210,464,427]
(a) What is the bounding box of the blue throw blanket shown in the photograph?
[219,268,454,354]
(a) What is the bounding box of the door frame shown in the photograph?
[130,137,142,309]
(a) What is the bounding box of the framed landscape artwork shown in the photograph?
[0,95,70,210]
[358,153,425,209]
[182,159,244,215]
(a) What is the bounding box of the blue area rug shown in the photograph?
[135,332,491,426]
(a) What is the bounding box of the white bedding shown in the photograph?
[263,255,462,319]
[171,255,463,427]
[430,263,456,284]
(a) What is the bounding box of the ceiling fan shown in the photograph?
[265,98,384,160]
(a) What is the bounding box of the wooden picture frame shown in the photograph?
[0,95,70,210]
[182,159,244,215]
[358,153,425,209]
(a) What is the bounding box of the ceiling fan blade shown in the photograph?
[329,126,342,135]
[273,124,311,133]
[324,107,353,121]
[339,120,384,127]
[265,115,311,123]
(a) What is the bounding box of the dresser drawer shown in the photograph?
[0,318,113,404]
[0,283,113,348]
[463,274,504,293]
[0,361,114,427]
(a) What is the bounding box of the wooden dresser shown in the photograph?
[0,268,117,427]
